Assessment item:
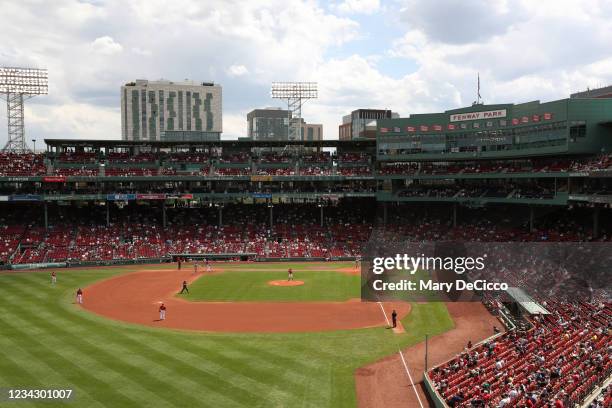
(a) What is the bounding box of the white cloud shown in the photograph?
[398,0,521,45]
[222,112,248,139]
[1,0,612,144]
[90,36,123,55]
[131,47,152,57]
[27,103,121,140]
[388,0,612,107]
[0,0,358,142]
[227,64,249,77]
[333,0,381,15]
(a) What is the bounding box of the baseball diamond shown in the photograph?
[2,7,612,406]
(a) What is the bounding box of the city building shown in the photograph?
[247,108,290,141]
[300,120,323,141]
[247,108,322,141]
[339,109,399,140]
[121,79,222,142]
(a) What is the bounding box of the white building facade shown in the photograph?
[121,79,222,141]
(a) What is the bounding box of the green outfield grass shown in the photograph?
[0,264,454,408]
[183,264,359,302]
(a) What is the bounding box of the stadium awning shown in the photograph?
[505,287,550,315]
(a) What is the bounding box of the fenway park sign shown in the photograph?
[450,109,507,122]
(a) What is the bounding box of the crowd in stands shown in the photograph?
[302,152,330,163]
[397,183,558,200]
[7,151,612,179]
[0,202,376,264]
[8,151,612,180]
[2,203,612,266]
[0,153,46,176]
[338,166,372,176]
[338,152,370,162]
[428,301,611,408]
[255,168,296,176]
[378,157,612,176]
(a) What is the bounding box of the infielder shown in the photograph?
[76,288,83,304]
[288,268,294,281]
[179,280,189,294]
[159,303,167,320]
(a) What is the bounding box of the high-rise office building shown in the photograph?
[339,109,398,140]
[121,79,222,141]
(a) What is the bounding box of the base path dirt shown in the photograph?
[355,302,502,408]
[81,269,411,333]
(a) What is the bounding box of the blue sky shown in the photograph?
[1,0,612,146]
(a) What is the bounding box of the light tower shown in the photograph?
[0,67,48,152]
[271,82,317,141]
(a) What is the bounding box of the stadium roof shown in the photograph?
[505,287,550,315]
[43,138,376,149]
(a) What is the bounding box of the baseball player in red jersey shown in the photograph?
[159,303,167,320]
[51,271,57,285]
[288,268,294,281]
[76,288,83,304]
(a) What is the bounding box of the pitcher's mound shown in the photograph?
[268,280,305,287]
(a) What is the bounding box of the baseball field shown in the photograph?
[0,262,456,408]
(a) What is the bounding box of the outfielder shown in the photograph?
[51,271,57,285]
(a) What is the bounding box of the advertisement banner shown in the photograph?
[10,194,42,201]
[449,109,507,122]
[43,176,67,183]
[106,194,136,201]
[136,194,167,200]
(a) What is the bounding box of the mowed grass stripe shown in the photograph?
[0,267,456,408]
[12,271,343,407]
[124,331,311,401]
[0,314,137,407]
[4,277,263,408]
[177,335,343,407]
[187,270,359,302]
[0,325,100,407]
[11,278,272,404]
[0,286,174,408]
[2,279,249,408]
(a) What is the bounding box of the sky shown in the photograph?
[1,0,612,147]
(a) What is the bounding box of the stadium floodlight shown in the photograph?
[271,82,317,141]
[0,67,48,153]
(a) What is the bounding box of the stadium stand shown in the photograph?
[428,301,611,408]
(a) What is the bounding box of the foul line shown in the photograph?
[376,301,425,408]
[377,301,391,326]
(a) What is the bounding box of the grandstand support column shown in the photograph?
[106,203,109,227]
[269,202,273,229]
[319,204,324,227]
[593,207,600,239]
[218,205,223,227]
[383,202,387,227]
[452,204,458,228]
[529,206,534,233]
[43,202,48,230]
[162,203,167,228]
